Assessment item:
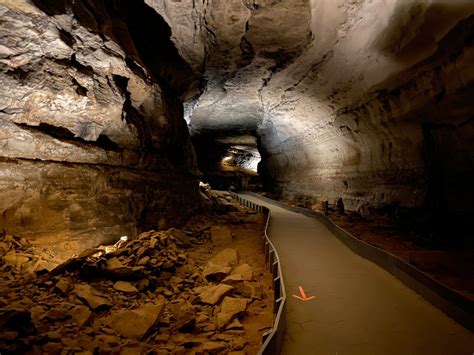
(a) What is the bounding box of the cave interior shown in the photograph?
[0,0,473,351]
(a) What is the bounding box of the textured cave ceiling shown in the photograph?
[159,0,474,139]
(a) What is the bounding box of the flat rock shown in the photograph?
[233,264,253,281]
[196,284,233,305]
[167,228,192,248]
[113,281,138,294]
[45,307,71,322]
[209,248,239,267]
[230,337,248,351]
[210,226,232,245]
[172,333,205,346]
[200,341,227,354]
[96,302,164,340]
[228,281,266,300]
[216,297,247,329]
[54,278,71,295]
[74,284,112,311]
[136,256,150,266]
[69,305,92,327]
[105,258,134,277]
[203,261,232,281]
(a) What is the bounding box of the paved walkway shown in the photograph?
[241,193,473,355]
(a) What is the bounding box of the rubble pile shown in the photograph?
[0,234,59,276]
[0,194,273,354]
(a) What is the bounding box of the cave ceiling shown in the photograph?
[152,0,474,145]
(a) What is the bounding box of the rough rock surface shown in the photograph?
[0,0,203,254]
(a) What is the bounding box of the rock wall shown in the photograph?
[0,0,203,250]
[258,2,474,236]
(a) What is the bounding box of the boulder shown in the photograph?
[216,297,247,329]
[69,305,92,327]
[171,333,205,347]
[74,284,112,311]
[196,284,233,305]
[200,341,227,354]
[167,228,192,248]
[224,280,266,300]
[233,264,253,281]
[222,263,253,285]
[54,278,71,295]
[230,337,248,351]
[113,281,138,294]
[105,258,134,277]
[203,261,232,281]
[171,301,196,331]
[95,302,164,340]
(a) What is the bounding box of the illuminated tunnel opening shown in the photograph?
[191,133,262,191]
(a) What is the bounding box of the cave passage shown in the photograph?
[191,132,262,191]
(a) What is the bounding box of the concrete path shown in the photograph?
[241,193,473,355]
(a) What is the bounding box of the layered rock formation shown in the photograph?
[0,0,203,250]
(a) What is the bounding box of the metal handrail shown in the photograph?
[229,192,287,355]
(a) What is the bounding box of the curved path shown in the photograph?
[241,193,473,355]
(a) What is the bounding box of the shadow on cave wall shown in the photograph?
[423,118,474,241]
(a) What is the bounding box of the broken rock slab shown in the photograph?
[199,341,227,354]
[74,284,112,311]
[69,305,92,327]
[54,277,71,295]
[95,301,165,340]
[216,297,247,329]
[203,261,232,281]
[224,280,266,300]
[105,257,134,278]
[196,284,234,305]
[171,300,196,331]
[113,281,138,294]
[167,228,192,248]
[231,263,253,281]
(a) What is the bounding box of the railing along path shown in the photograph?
[229,192,286,355]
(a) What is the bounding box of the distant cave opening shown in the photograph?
[191,133,263,191]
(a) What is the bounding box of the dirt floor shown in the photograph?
[327,211,474,301]
[0,191,274,354]
[275,197,474,302]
